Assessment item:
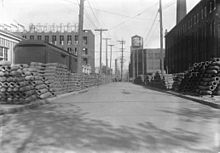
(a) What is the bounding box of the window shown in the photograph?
[83,36,88,44]
[74,35,78,44]
[52,35,56,44]
[201,9,204,19]
[0,47,8,61]
[83,58,88,65]
[214,0,216,10]
[45,35,49,42]
[37,35,42,40]
[30,35,34,40]
[74,48,77,55]
[67,35,72,45]
[60,35,64,45]
[83,48,88,55]
[67,47,72,53]
[204,6,207,18]
[22,35,27,39]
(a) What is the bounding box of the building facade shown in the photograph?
[0,30,23,64]
[15,30,95,72]
[165,0,219,73]
[129,35,165,80]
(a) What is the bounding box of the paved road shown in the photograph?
[1,83,220,153]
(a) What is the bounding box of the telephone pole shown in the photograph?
[159,0,164,75]
[77,0,85,74]
[109,44,114,76]
[103,38,111,75]
[118,40,125,81]
[95,29,108,74]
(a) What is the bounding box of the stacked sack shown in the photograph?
[0,63,37,104]
[68,73,81,92]
[149,72,174,89]
[43,63,69,95]
[28,62,54,99]
[162,74,174,89]
[172,73,185,91]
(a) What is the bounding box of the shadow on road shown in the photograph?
[1,103,218,153]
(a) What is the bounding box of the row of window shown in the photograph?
[174,0,216,37]
[23,35,88,45]
[67,47,88,55]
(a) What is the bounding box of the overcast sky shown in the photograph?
[0,0,200,70]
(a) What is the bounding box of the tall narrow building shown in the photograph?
[176,0,187,24]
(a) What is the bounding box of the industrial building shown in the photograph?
[15,27,95,72]
[129,35,165,80]
[0,30,23,64]
[165,0,219,73]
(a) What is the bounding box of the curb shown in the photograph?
[166,91,220,109]
[0,88,91,115]
[144,85,220,109]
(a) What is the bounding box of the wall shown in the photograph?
[165,0,220,73]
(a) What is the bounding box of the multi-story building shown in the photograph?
[15,30,95,72]
[165,0,219,73]
[0,30,23,64]
[129,35,165,80]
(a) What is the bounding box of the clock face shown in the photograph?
[132,36,142,47]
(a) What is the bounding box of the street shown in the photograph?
[1,82,220,153]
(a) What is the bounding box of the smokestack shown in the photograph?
[176,0,187,24]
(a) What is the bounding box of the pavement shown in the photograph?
[0,82,219,153]
[0,88,89,115]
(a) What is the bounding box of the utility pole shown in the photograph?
[95,29,108,74]
[118,40,125,81]
[77,0,85,74]
[159,0,164,75]
[109,44,114,76]
[103,38,111,75]
[115,59,118,80]
[132,50,136,82]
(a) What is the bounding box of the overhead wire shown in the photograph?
[109,1,158,31]
[144,10,159,43]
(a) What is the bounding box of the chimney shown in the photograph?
[176,0,187,24]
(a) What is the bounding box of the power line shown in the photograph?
[86,0,101,27]
[144,10,159,44]
[109,2,158,31]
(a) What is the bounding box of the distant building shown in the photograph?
[129,35,165,80]
[15,29,95,72]
[0,30,23,64]
[165,0,219,73]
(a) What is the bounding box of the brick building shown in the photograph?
[15,30,95,72]
[165,0,219,73]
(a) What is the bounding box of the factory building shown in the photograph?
[15,29,95,72]
[129,35,165,80]
[165,0,219,73]
[0,30,23,64]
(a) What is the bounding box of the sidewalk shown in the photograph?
[144,86,220,109]
[0,88,89,115]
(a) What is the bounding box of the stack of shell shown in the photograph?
[0,63,37,104]
[197,58,220,95]
[28,62,54,99]
[179,62,207,93]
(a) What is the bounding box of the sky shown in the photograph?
[0,0,200,71]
